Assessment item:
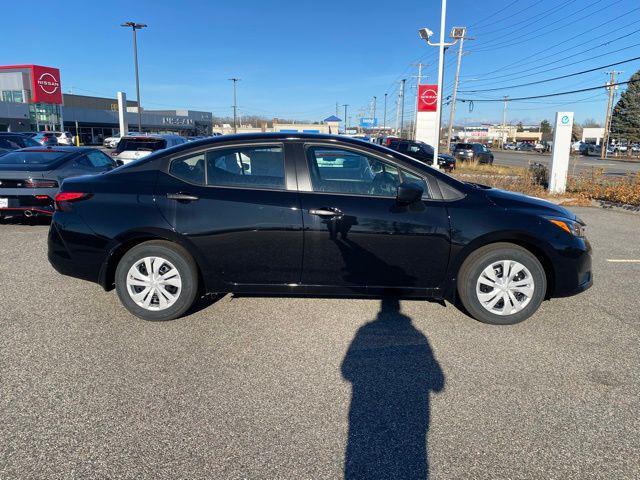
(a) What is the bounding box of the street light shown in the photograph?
[228,78,240,134]
[418,0,461,170]
[121,21,147,133]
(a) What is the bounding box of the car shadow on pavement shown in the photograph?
[341,296,445,480]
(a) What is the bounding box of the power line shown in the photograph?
[468,0,545,34]
[468,0,618,53]
[456,79,638,103]
[460,34,640,86]
[459,56,640,93]
[461,8,640,78]
[467,0,520,30]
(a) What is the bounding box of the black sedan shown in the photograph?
[387,139,455,171]
[0,147,119,219]
[48,133,591,325]
[0,132,40,156]
[453,142,494,164]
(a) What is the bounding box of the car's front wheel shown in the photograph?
[115,240,199,321]
[457,243,546,325]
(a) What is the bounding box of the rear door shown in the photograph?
[154,141,303,288]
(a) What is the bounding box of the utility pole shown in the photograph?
[343,104,349,133]
[69,87,81,146]
[383,93,388,131]
[229,78,240,134]
[502,96,508,147]
[336,102,339,117]
[412,62,424,141]
[447,30,472,150]
[601,70,620,160]
[372,96,377,134]
[398,78,407,138]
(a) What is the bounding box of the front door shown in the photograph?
[297,144,450,289]
[154,143,303,288]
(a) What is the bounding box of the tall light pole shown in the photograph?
[343,104,349,133]
[229,78,240,134]
[121,22,147,133]
[419,3,461,169]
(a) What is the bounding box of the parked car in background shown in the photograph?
[516,143,534,152]
[503,143,517,150]
[111,134,187,164]
[33,132,59,146]
[387,138,455,171]
[55,132,74,145]
[453,142,494,164]
[0,132,40,156]
[0,146,119,219]
[48,133,591,325]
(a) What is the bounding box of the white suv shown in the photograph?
[111,134,187,164]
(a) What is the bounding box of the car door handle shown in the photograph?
[309,208,341,218]
[166,193,199,201]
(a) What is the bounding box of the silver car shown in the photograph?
[0,147,118,219]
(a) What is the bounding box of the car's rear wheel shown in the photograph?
[457,243,546,325]
[115,240,198,321]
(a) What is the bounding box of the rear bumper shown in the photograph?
[0,190,56,215]
[47,216,105,284]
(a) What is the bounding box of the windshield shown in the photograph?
[116,138,167,153]
[455,143,473,149]
[0,150,69,165]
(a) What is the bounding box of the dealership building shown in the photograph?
[0,64,213,143]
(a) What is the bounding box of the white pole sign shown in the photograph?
[548,111,574,194]
[117,91,128,135]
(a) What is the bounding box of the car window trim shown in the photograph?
[300,142,437,200]
[167,142,291,192]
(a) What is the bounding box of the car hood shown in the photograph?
[485,187,576,220]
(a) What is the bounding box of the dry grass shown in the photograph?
[451,164,640,206]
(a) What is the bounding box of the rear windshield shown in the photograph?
[116,137,167,153]
[455,143,473,149]
[0,135,39,149]
[0,150,69,164]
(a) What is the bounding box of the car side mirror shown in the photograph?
[396,182,423,205]
[115,160,124,167]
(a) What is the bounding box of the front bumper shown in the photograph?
[550,238,593,298]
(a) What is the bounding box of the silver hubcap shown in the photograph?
[126,256,182,311]
[476,260,535,316]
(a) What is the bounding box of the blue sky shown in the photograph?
[1,0,638,126]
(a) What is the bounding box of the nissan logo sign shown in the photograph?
[420,88,437,106]
[37,72,60,95]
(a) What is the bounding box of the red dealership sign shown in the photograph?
[0,65,62,104]
[417,84,438,112]
[31,65,62,104]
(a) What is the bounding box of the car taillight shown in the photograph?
[25,179,58,188]
[54,192,92,210]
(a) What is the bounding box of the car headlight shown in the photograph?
[546,217,586,238]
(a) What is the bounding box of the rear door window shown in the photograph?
[207,145,285,189]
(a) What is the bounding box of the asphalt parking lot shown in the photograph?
[493,150,640,177]
[1,207,639,479]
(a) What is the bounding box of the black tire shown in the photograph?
[457,242,546,325]
[115,240,199,321]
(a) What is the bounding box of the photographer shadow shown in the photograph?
[341,297,445,479]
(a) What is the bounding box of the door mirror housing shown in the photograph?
[396,182,423,205]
